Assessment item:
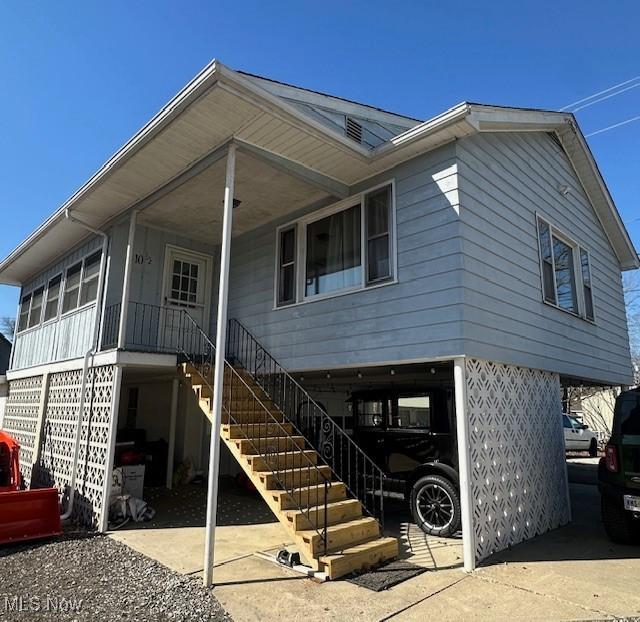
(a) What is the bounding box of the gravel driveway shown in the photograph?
[0,530,231,621]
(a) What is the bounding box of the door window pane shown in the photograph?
[28,287,44,328]
[44,275,62,321]
[552,237,577,312]
[170,258,200,307]
[305,205,362,297]
[395,395,431,429]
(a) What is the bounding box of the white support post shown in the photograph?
[118,210,137,349]
[454,356,476,572]
[203,143,236,587]
[166,377,179,489]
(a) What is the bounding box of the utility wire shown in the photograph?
[572,82,640,113]
[560,75,640,111]
[586,114,640,137]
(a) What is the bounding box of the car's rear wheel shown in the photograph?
[589,438,598,457]
[410,474,461,538]
[601,495,636,544]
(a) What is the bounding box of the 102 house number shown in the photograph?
[134,254,152,265]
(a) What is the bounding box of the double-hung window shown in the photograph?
[537,216,595,321]
[18,293,31,332]
[44,275,62,321]
[79,252,101,306]
[62,262,82,313]
[276,182,395,307]
[28,287,44,328]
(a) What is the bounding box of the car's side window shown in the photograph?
[563,415,572,429]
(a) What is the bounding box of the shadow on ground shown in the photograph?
[482,457,640,567]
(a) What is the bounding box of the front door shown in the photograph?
[161,246,212,353]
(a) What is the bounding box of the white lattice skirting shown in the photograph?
[465,358,570,564]
[4,366,116,529]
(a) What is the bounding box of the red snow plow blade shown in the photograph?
[0,431,62,545]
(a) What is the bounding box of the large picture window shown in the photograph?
[537,216,594,321]
[276,182,395,307]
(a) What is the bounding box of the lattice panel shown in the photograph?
[465,358,570,564]
[36,365,115,528]
[3,375,43,487]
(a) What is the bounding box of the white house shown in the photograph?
[0,61,637,582]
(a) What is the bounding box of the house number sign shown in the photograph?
[134,253,152,265]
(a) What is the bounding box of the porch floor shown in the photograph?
[108,477,463,576]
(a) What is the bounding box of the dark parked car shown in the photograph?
[598,387,640,543]
[350,387,460,537]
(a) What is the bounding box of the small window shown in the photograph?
[18,293,31,332]
[28,287,44,328]
[365,185,392,283]
[277,226,296,306]
[580,249,594,321]
[44,275,62,321]
[79,252,101,306]
[62,262,82,313]
[357,399,386,428]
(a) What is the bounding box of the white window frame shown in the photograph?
[27,286,45,329]
[17,292,32,333]
[60,249,104,319]
[274,180,397,309]
[579,246,596,323]
[536,214,595,322]
[43,272,63,324]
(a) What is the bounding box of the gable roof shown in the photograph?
[0,60,637,286]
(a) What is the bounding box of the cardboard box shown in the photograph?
[111,465,145,500]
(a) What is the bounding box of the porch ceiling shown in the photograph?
[137,150,329,244]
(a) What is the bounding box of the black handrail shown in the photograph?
[176,312,332,556]
[227,318,386,529]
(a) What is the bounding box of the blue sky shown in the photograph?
[0,0,639,328]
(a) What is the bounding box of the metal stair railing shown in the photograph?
[177,312,332,556]
[227,318,386,530]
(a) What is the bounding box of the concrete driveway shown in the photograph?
[111,463,640,621]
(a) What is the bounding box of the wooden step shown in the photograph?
[299,516,380,557]
[286,499,362,531]
[222,411,285,425]
[273,482,348,510]
[222,422,293,440]
[259,465,331,490]
[247,450,317,472]
[319,537,398,580]
[236,435,305,455]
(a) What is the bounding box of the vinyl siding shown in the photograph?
[227,143,466,370]
[12,236,103,369]
[104,222,219,341]
[456,131,632,385]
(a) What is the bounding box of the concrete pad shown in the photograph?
[392,574,596,622]
[207,554,464,622]
[110,523,291,574]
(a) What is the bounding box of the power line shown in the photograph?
[586,114,640,137]
[572,82,640,113]
[560,75,640,111]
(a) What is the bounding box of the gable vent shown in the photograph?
[345,117,363,144]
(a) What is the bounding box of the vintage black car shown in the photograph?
[349,387,461,537]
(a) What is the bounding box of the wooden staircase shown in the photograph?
[181,362,398,580]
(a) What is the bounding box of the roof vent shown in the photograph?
[345,117,363,144]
